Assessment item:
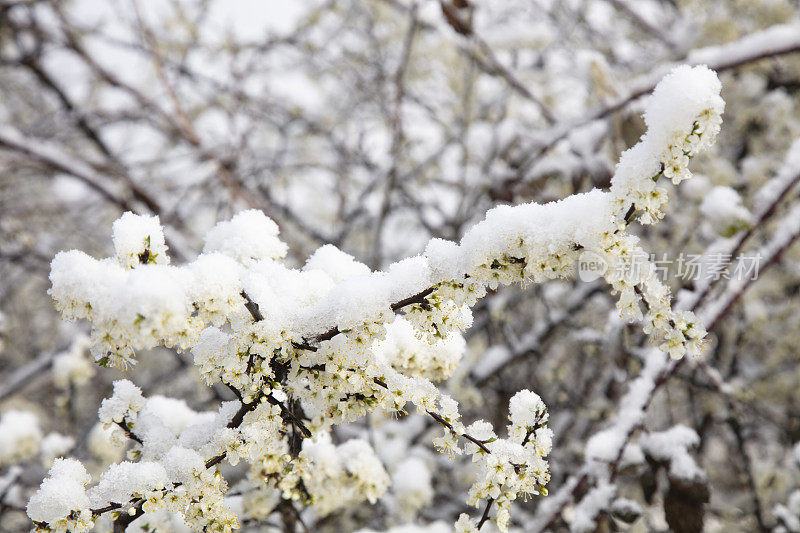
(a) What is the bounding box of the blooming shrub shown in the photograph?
[27,65,723,532]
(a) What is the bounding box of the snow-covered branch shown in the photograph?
[26,65,726,532]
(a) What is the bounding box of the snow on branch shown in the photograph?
[531,138,800,533]
[33,65,723,532]
[687,24,800,71]
[517,23,799,173]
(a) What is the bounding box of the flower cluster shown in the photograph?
[390,457,434,520]
[31,65,724,532]
[662,107,723,186]
[27,459,93,532]
[296,434,391,516]
[157,448,238,532]
[112,213,170,269]
[52,335,95,391]
[97,380,145,435]
[0,410,75,469]
[431,391,552,532]
[600,233,707,359]
[610,64,725,226]
[0,410,43,466]
[48,213,250,368]
[375,318,466,381]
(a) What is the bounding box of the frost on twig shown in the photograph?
[32,65,724,532]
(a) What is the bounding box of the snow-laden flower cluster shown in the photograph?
[700,185,754,237]
[375,318,466,381]
[611,64,724,225]
[0,410,75,469]
[33,65,724,531]
[0,410,43,465]
[97,380,145,430]
[390,457,434,520]
[27,459,93,532]
[52,335,95,390]
[87,424,124,465]
[438,390,553,532]
[40,434,76,468]
[297,434,391,516]
[112,213,170,270]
